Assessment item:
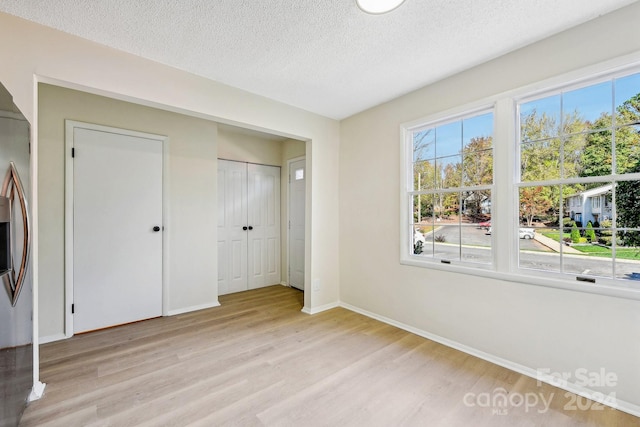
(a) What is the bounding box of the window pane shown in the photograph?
[462,190,491,222]
[438,192,459,220]
[563,81,612,132]
[463,112,493,148]
[413,194,434,224]
[407,110,494,269]
[520,139,561,181]
[414,160,436,190]
[563,133,587,179]
[615,227,640,280]
[614,72,640,126]
[413,224,433,257]
[520,95,561,142]
[574,129,612,177]
[519,226,561,273]
[461,224,492,264]
[413,128,436,162]
[435,121,462,158]
[437,155,462,189]
[615,124,640,174]
[520,185,558,228]
[617,179,640,228]
[432,222,460,261]
[463,148,493,186]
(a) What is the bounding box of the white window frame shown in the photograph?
[401,105,496,270]
[400,54,640,302]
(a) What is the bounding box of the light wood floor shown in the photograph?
[21,286,637,426]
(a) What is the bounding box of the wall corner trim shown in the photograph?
[301,301,339,315]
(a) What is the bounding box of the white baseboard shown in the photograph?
[39,333,68,344]
[301,301,339,315]
[28,381,46,402]
[167,300,220,316]
[339,301,640,418]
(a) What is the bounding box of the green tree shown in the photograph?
[581,93,640,178]
[585,221,596,243]
[463,137,493,185]
[571,223,581,243]
[616,164,640,247]
[520,186,552,226]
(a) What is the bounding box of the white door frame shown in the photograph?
[287,155,306,289]
[64,120,169,338]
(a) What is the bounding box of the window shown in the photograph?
[401,62,640,298]
[408,109,494,266]
[517,71,640,283]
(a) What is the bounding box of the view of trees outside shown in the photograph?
[410,70,640,282]
[517,71,640,279]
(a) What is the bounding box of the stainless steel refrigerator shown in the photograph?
[0,82,33,427]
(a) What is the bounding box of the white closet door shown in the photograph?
[217,160,248,295]
[218,160,281,295]
[247,164,281,290]
[73,126,163,333]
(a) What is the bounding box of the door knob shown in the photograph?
[248,226,253,230]
[153,226,161,232]
[243,226,248,231]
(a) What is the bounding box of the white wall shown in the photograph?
[339,2,640,412]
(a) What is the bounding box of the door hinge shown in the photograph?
[71,303,75,314]
[72,147,75,158]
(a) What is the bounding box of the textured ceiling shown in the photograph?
[0,0,636,120]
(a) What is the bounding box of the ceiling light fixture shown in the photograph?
[356,0,406,14]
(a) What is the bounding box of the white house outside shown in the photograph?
[565,184,613,225]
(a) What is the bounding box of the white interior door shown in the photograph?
[217,160,248,295]
[247,163,281,290]
[72,125,163,333]
[217,160,281,294]
[288,158,305,290]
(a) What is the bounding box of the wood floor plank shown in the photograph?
[20,285,638,426]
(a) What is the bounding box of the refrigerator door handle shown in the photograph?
[1,161,30,306]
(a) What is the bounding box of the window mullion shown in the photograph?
[494,98,517,273]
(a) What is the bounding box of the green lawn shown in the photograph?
[541,231,570,241]
[572,244,640,260]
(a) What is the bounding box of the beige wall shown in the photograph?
[38,84,219,338]
[339,2,640,411]
[0,11,340,358]
[217,129,284,166]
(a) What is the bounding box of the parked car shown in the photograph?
[519,228,535,239]
[478,220,491,230]
[485,227,535,239]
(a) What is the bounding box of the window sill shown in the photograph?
[400,256,640,302]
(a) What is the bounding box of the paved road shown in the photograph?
[416,224,640,281]
[422,224,545,251]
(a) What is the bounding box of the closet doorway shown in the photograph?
[217,159,281,295]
